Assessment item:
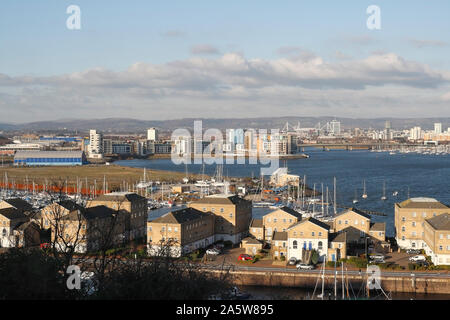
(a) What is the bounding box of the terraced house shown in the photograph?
[261,207,302,243]
[287,217,330,262]
[147,208,215,257]
[423,213,450,265]
[395,197,449,250]
[188,194,252,244]
[0,207,37,248]
[87,192,147,241]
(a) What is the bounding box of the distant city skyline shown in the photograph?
[1,1,450,122]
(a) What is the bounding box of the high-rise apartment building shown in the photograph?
[88,129,103,158]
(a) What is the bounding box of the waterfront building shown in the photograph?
[434,123,443,135]
[327,232,347,262]
[423,213,450,265]
[286,217,330,262]
[395,197,449,250]
[87,192,147,241]
[188,194,252,244]
[262,206,302,243]
[271,231,288,259]
[147,128,158,141]
[88,129,103,158]
[147,207,215,257]
[269,168,300,187]
[37,200,84,230]
[13,150,86,166]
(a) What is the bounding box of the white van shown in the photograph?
[409,255,426,262]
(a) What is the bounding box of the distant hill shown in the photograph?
[1,117,449,133]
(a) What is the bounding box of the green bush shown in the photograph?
[327,261,342,267]
[346,257,368,268]
[280,255,286,261]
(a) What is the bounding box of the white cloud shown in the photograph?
[0,52,449,121]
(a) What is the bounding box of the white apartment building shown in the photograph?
[434,123,443,135]
[147,128,158,141]
[88,129,103,159]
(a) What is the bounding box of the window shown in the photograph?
[440,234,444,239]
[293,240,298,249]
[174,227,178,232]
[338,220,342,225]
[422,212,426,217]
[345,220,348,225]
[439,246,443,251]
[168,227,172,232]
[312,232,315,236]
[379,232,382,236]
[229,213,233,218]
[161,227,165,232]
[293,231,297,236]
[318,241,323,250]
[402,236,405,241]
[203,208,206,211]
[338,243,342,249]
[412,212,417,217]
[354,220,358,225]
[412,232,416,236]
[220,208,224,213]
[283,219,286,223]
[267,218,271,222]
[402,217,406,222]
[412,222,416,227]
[402,227,405,232]
[412,242,416,248]
[319,232,322,236]
[274,218,277,223]
[361,220,365,225]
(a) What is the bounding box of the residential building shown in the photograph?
[0,207,30,248]
[87,192,147,241]
[286,217,330,262]
[271,231,288,259]
[147,207,215,257]
[262,206,302,242]
[249,218,264,241]
[188,194,252,244]
[395,197,449,250]
[51,205,126,253]
[241,237,263,255]
[147,128,158,141]
[269,167,300,187]
[88,129,103,158]
[423,213,450,265]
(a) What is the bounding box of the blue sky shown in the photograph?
[0,1,449,122]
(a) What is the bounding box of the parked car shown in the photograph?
[369,258,385,264]
[369,253,385,260]
[406,249,421,255]
[409,255,426,262]
[206,248,220,255]
[238,254,253,261]
[416,261,430,267]
[296,263,314,270]
[288,257,298,265]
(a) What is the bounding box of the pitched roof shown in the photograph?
[329,232,347,242]
[370,222,386,232]
[150,207,211,224]
[242,237,262,245]
[397,198,448,209]
[272,231,288,241]
[426,213,450,231]
[2,198,33,211]
[334,207,371,220]
[62,205,116,221]
[93,192,146,203]
[267,206,302,219]
[58,200,84,212]
[250,218,263,228]
[14,221,40,232]
[0,207,28,220]
[288,217,330,231]
[191,194,250,206]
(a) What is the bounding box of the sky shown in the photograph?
[0,0,450,123]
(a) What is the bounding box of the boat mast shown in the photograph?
[333,177,337,215]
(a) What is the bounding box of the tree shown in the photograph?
[311,249,320,265]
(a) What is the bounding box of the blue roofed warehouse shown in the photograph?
[14,151,87,166]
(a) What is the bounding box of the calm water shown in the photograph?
[116,149,450,237]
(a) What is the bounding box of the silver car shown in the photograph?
[296,263,314,270]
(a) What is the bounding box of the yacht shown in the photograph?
[362,180,368,199]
